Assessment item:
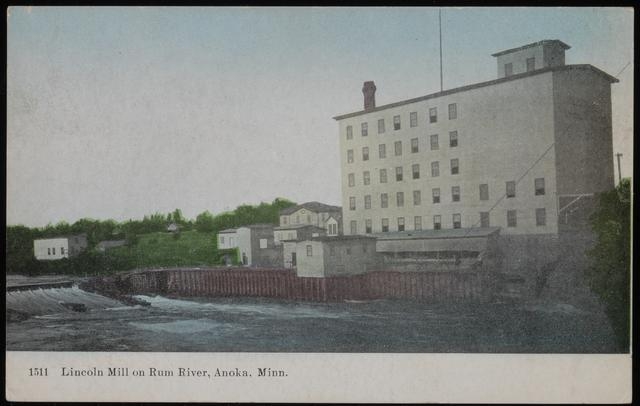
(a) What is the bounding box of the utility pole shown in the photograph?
[439,8,443,92]
[615,153,623,185]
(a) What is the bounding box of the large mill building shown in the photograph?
[333,40,618,271]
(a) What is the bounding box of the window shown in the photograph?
[364,195,371,209]
[381,218,389,232]
[378,119,385,134]
[412,164,420,179]
[395,166,403,181]
[535,178,545,195]
[47,248,51,255]
[410,111,418,127]
[396,192,404,207]
[451,158,459,175]
[307,214,311,223]
[365,219,372,234]
[430,134,439,150]
[448,103,457,120]
[526,57,535,72]
[393,115,401,130]
[306,245,313,256]
[433,215,442,230]
[347,149,354,163]
[379,169,388,183]
[295,215,300,223]
[506,181,516,198]
[452,214,461,229]
[507,210,517,227]
[414,216,422,230]
[362,147,369,161]
[61,247,65,255]
[394,141,402,156]
[52,247,56,255]
[348,173,355,187]
[479,184,489,201]
[536,208,546,226]
[452,186,460,202]
[381,193,389,208]
[349,196,356,210]
[346,125,353,140]
[346,247,352,255]
[480,212,490,228]
[432,188,441,204]
[331,223,338,235]
[379,144,386,159]
[350,220,357,234]
[259,239,268,249]
[397,217,405,232]
[220,236,226,245]
[411,138,419,153]
[449,131,458,147]
[363,171,370,185]
[413,190,421,205]
[429,107,437,123]
[504,63,513,77]
[283,217,288,225]
[431,161,440,177]
[361,122,368,136]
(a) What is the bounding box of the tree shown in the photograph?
[585,178,631,352]
[195,211,216,233]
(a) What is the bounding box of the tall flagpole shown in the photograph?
[439,8,443,92]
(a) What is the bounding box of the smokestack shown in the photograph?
[362,81,376,110]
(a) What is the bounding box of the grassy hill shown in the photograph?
[105,230,232,269]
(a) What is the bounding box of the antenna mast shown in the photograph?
[439,8,443,92]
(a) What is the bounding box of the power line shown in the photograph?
[615,61,630,78]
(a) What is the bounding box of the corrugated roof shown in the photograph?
[236,223,276,229]
[274,224,326,231]
[303,235,378,242]
[491,39,571,57]
[333,64,618,121]
[279,201,342,215]
[374,227,501,241]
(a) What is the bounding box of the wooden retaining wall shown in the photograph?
[124,268,495,302]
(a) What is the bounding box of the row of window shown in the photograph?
[348,179,545,210]
[348,208,547,234]
[347,161,460,183]
[46,247,65,255]
[345,104,458,139]
[346,132,460,162]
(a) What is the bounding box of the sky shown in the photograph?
[7,7,634,227]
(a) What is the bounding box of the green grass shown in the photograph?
[105,231,222,269]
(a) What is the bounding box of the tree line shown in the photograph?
[5,198,296,276]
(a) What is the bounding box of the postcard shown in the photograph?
[5,6,633,403]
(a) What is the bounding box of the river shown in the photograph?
[5,282,618,353]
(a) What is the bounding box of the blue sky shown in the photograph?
[7,7,634,227]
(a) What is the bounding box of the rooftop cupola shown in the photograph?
[491,40,571,78]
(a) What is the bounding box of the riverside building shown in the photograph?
[333,40,618,271]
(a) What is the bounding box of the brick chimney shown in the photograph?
[362,81,376,111]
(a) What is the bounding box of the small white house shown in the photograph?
[33,234,88,261]
[217,228,238,250]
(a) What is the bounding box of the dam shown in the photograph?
[121,267,495,302]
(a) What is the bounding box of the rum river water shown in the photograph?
[6,286,618,352]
